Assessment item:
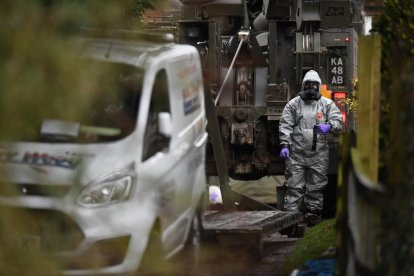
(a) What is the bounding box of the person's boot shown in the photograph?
[304,212,322,227]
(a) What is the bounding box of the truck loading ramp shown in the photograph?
[202,210,303,257]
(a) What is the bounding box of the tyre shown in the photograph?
[180,194,206,265]
[184,209,203,263]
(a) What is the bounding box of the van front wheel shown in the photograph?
[180,196,205,267]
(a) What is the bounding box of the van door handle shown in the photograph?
[194,133,208,148]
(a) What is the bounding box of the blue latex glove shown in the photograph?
[316,124,331,134]
[279,147,289,159]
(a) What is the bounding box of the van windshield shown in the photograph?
[17,59,143,143]
[50,60,143,143]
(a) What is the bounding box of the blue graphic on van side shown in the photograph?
[0,151,81,169]
[183,95,200,115]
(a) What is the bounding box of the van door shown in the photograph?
[141,69,186,254]
[166,54,207,234]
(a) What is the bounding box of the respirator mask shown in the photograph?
[300,81,321,101]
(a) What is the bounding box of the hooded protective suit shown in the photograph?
[279,70,343,213]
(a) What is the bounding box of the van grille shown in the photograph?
[10,208,84,252]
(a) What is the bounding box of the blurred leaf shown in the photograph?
[0,0,154,273]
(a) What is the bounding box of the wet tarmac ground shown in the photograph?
[186,232,300,276]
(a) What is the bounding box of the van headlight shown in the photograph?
[77,175,133,207]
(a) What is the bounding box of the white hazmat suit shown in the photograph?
[279,70,343,216]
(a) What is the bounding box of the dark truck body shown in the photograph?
[177,0,361,180]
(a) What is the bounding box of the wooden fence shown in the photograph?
[337,35,383,275]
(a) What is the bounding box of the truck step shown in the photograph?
[202,210,303,257]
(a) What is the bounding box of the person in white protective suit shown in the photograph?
[278,70,343,226]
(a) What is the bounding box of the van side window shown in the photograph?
[142,70,171,161]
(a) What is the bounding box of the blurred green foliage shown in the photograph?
[282,219,336,274]
[373,0,414,274]
[374,0,414,159]
[0,0,156,274]
[0,0,157,140]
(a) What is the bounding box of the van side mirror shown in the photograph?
[158,112,172,137]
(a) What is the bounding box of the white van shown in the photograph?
[0,30,208,275]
